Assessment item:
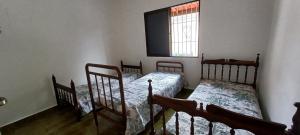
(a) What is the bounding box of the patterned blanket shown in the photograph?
[165,80,262,135]
[75,73,142,114]
[76,72,184,135]
[124,72,184,135]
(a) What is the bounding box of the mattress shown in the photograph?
[165,80,262,135]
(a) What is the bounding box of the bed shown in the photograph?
[84,61,185,134]
[147,54,299,135]
[51,61,143,120]
[160,54,262,134]
[162,80,262,135]
[148,94,299,135]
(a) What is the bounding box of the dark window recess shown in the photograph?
[144,8,170,57]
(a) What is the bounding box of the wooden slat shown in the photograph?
[229,65,232,81]
[95,75,101,103]
[208,122,213,135]
[208,64,210,79]
[214,64,217,80]
[101,77,108,107]
[244,66,248,83]
[191,116,194,135]
[221,65,224,81]
[236,66,240,83]
[175,112,179,135]
[108,78,115,111]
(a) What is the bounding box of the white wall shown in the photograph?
[260,0,300,127]
[111,0,275,88]
[0,0,116,127]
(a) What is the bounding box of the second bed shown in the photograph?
[85,61,185,134]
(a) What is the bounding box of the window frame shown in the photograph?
[144,0,200,58]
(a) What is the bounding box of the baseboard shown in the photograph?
[0,104,57,129]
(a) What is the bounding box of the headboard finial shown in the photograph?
[120,60,124,71]
[148,79,153,96]
[52,75,56,82]
[140,61,143,74]
[70,80,75,87]
[256,53,260,65]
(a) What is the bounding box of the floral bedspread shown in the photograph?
[165,80,262,135]
[76,72,184,135]
[75,73,142,114]
[124,72,184,135]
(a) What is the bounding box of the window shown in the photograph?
[171,2,199,57]
[144,1,200,57]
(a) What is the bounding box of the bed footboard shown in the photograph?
[52,75,81,121]
[85,63,127,132]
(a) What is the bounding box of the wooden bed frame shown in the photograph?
[52,76,81,120]
[156,61,184,73]
[85,63,127,133]
[121,60,143,74]
[51,61,143,121]
[136,61,185,134]
[148,85,299,135]
[84,61,184,134]
[201,53,260,88]
[148,54,299,134]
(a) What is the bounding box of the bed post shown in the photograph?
[289,102,300,135]
[70,80,81,121]
[140,61,143,74]
[148,79,155,135]
[120,60,124,72]
[52,75,60,107]
[201,53,204,80]
[253,53,260,88]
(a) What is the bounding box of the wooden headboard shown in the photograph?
[120,60,143,74]
[156,61,184,73]
[201,53,260,88]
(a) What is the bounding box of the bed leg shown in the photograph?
[76,108,82,121]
